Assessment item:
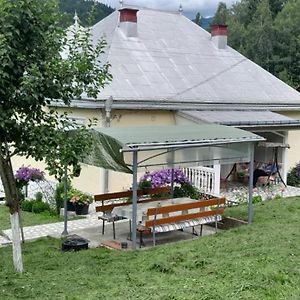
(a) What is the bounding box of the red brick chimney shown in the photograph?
[211,24,228,49]
[119,8,139,37]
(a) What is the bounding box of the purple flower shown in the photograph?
[15,166,45,185]
[139,168,189,188]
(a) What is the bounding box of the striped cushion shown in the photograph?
[151,215,222,233]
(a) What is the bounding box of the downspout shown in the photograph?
[102,96,113,193]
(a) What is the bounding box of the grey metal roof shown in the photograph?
[178,110,300,130]
[88,8,300,109]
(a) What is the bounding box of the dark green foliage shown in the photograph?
[54,181,72,214]
[287,162,300,186]
[58,0,114,27]
[246,0,275,72]
[212,2,228,25]
[173,183,199,200]
[221,0,300,87]
[35,192,43,202]
[274,0,300,86]
[21,199,50,214]
[20,200,34,212]
[252,195,262,204]
[55,182,64,214]
[138,179,152,190]
[32,201,50,214]
[194,12,202,26]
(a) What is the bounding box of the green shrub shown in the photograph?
[54,181,72,214]
[252,195,262,204]
[173,183,199,200]
[21,200,34,212]
[35,191,43,202]
[32,201,50,214]
[138,179,152,190]
[287,163,300,186]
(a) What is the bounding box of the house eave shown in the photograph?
[177,110,300,131]
[50,99,300,111]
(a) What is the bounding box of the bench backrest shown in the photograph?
[94,186,171,213]
[144,197,225,228]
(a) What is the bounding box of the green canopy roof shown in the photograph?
[83,124,264,173]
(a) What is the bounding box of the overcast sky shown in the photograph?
[97,0,239,17]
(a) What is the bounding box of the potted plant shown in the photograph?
[236,171,246,183]
[68,188,94,215]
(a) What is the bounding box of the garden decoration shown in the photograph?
[68,188,94,215]
[15,166,45,198]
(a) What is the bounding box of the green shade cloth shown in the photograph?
[83,124,264,173]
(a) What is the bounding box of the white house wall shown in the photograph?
[279,111,300,170]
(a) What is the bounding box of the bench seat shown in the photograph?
[94,186,171,239]
[152,215,222,233]
[137,197,225,247]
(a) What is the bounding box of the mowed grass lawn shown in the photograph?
[0,197,300,300]
[0,205,71,231]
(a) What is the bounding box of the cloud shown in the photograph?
[98,0,238,16]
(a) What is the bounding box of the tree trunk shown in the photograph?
[10,212,23,273]
[0,154,24,273]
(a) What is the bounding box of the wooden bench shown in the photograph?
[94,186,171,239]
[137,197,225,247]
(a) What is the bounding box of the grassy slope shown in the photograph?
[0,197,299,300]
[0,205,64,231]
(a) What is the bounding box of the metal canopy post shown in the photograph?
[247,143,254,224]
[131,149,138,249]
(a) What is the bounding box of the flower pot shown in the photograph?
[75,204,89,215]
[67,201,76,211]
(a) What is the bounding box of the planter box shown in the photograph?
[75,204,89,215]
[67,201,76,211]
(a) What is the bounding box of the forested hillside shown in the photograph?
[58,0,114,27]
[212,0,300,88]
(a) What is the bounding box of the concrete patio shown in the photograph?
[0,211,218,249]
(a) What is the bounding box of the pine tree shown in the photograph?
[212,2,228,25]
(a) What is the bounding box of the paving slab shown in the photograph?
[2,215,102,242]
[0,235,11,246]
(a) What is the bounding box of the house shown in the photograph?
[14,6,300,194]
